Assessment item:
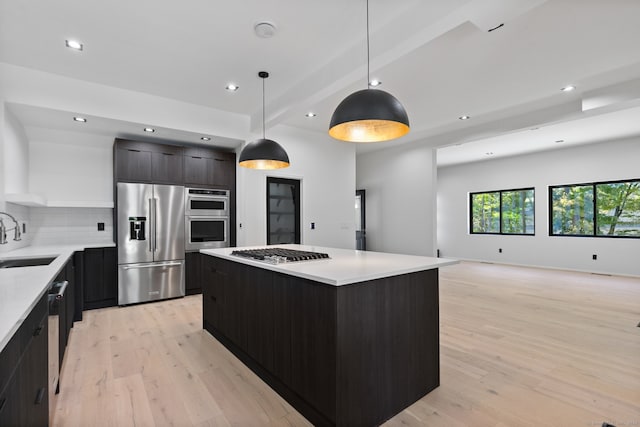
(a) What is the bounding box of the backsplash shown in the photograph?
[0,203,30,253]
[28,207,114,246]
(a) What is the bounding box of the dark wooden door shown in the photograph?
[185,252,203,295]
[84,247,117,309]
[208,154,235,188]
[151,149,183,184]
[184,155,209,186]
[115,148,152,182]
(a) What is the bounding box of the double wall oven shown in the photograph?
[185,188,230,251]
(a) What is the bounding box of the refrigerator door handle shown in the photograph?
[148,198,154,252]
[122,261,183,270]
[153,198,158,252]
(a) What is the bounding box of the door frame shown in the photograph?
[266,177,301,245]
[356,189,366,250]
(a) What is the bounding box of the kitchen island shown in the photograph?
[200,245,457,427]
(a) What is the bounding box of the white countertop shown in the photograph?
[201,244,458,286]
[0,242,115,352]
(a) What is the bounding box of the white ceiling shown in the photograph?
[2,0,640,165]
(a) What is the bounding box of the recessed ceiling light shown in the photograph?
[459,115,470,120]
[561,85,576,92]
[555,139,564,143]
[369,79,382,87]
[305,112,316,118]
[73,116,86,122]
[254,21,277,38]
[201,137,211,141]
[65,39,83,51]
[226,84,239,91]
[143,127,155,133]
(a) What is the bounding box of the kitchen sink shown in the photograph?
[0,256,57,269]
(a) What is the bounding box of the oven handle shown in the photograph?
[186,215,229,221]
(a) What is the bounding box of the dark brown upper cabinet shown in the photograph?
[114,139,184,185]
[183,147,236,189]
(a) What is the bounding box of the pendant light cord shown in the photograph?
[262,75,266,139]
[366,0,370,88]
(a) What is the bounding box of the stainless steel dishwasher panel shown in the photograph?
[117,260,185,305]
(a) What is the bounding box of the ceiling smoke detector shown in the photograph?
[254,21,277,38]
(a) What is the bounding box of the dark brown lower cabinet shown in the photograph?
[83,247,118,309]
[201,256,440,427]
[0,293,49,427]
[54,256,76,365]
[185,252,204,295]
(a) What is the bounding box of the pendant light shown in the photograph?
[329,0,409,143]
[239,71,290,169]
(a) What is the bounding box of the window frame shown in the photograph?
[548,178,640,239]
[469,187,536,236]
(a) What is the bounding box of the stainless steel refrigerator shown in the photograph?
[117,182,185,305]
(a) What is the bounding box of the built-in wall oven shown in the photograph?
[185,188,230,251]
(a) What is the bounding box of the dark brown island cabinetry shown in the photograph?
[201,256,440,427]
[83,247,118,310]
[0,294,49,427]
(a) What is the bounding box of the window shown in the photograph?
[471,192,500,233]
[549,179,640,238]
[470,188,535,235]
[550,185,594,236]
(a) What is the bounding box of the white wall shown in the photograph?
[356,143,437,256]
[28,127,114,203]
[28,207,113,246]
[237,125,356,249]
[0,107,31,252]
[3,108,29,194]
[437,137,640,277]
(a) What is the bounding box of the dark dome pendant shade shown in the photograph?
[239,71,290,169]
[238,138,289,170]
[329,88,409,142]
[328,0,410,143]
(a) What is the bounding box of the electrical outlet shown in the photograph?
[311,222,315,230]
[97,222,105,231]
[22,223,26,233]
[498,248,502,253]
[592,254,597,260]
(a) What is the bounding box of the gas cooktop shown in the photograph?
[230,248,330,264]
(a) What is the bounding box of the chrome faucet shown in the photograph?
[0,212,22,244]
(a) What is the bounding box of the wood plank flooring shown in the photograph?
[53,262,640,426]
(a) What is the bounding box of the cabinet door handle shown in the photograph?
[162,153,174,156]
[35,387,46,405]
[33,325,44,336]
[214,158,225,162]
[0,397,6,414]
[191,156,202,159]
[127,149,140,153]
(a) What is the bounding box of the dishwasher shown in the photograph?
[48,280,67,422]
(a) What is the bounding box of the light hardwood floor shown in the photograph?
[53,262,640,426]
